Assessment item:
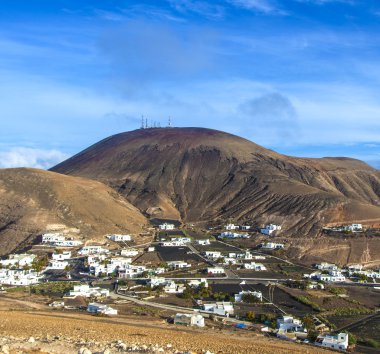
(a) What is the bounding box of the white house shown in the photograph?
[107,234,132,242]
[347,264,363,273]
[315,262,339,271]
[188,278,208,288]
[148,277,167,287]
[244,262,267,271]
[344,224,363,232]
[0,254,36,268]
[261,242,284,250]
[167,261,191,269]
[207,267,225,275]
[87,302,117,315]
[315,333,349,351]
[318,272,346,283]
[197,239,210,246]
[220,232,248,239]
[147,246,155,252]
[225,223,239,230]
[91,257,132,276]
[170,237,191,244]
[42,233,65,244]
[234,290,262,302]
[69,284,110,298]
[202,302,234,316]
[277,316,305,332]
[118,265,147,279]
[52,251,71,261]
[160,241,184,247]
[120,249,139,257]
[78,246,109,256]
[56,239,83,247]
[159,223,175,230]
[174,313,205,327]
[0,269,42,286]
[163,280,185,294]
[46,260,69,270]
[260,224,282,236]
[204,251,222,259]
[253,255,266,260]
[240,225,251,231]
[223,257,238,265]
[42,233,82,247]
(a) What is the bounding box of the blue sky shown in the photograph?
[0,0,380,168]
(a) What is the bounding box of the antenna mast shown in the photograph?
[141,115,144,129]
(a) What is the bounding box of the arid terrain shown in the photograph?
[48,127,380,265]
[0,294,334,354]
[0,168,147,256]
[51,127,380,235]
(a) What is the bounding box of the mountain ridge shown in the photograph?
[51,127,380,235]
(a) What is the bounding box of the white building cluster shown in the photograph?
[42,233,83,247]
[260,224,282,236]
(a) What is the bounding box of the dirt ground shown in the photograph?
[0,295,334,354]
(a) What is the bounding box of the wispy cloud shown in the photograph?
[294,0,356,5]
[227,0,287,15]
[168,0,225,19]
[0,148,69,169]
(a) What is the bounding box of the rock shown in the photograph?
[28,337,35,343]
[166,344,172,348]
[118,342,127,351]
[78,347,92,354]
[1,344,10,354]
[103,350,111,354]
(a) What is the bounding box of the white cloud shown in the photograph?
[168,0,225,19]
[0,148,69,169]
[227,0,287,14]
[294,0,356,5]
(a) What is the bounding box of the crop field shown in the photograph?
[156,245,206,263]
[234,269,286,280]
[348,315,380,342]
[185,229,210,240]
[194,241,241,253]
[158,230,186,239]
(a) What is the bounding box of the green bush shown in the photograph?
[363,338,380,348]
[334,307,371,316]
[295,295,323,312]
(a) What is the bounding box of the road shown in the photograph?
[112,288,253,326]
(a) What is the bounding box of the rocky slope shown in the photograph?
[0,168,147,256]
[51,127,380,236]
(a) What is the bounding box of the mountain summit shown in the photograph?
[51,127,380,234]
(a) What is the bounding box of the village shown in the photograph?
[0,221,379,353]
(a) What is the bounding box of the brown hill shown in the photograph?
[0,168,147,256]
[51,127,380,235]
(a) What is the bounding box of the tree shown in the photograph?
[181,286,194,299]
[345,332,357,346]
[242,293,261,304]
[302,314,315,331]
[307,330,319,342]
[32,256,49,272]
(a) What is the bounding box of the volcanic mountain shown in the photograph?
[51,127,380,236]
[0,168,147,256]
